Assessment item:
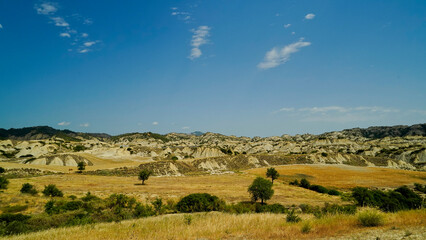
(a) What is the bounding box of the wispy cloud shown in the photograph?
[59,32,70,38]
[58,121,71,126]
[182,126,190,130]
[258,38,311,69]
[305,13,315,20]
[189,26,210,60]
[272,106,405,123]
[34,2,99,54]
[50,17,69,27]
[284,24,291,28]
[0,24,3,29]
[80,123,90,127]
[152,121,159,126]
[171,7,191,22]
[35,2,57,15]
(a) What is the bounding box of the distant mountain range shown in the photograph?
[0,124,425,141]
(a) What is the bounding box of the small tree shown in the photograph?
[42,184,63,197]
[0,176,9,190]
[248,177,274,204]
[138,169,152,185]
[0,167,5,174]
[77,161,86,173]
[266,167,280,184]
[300,178,311,189]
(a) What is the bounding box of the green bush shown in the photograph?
[42,184,63,197]
[0,167,5,173]
[176,193,225,213]
[0,176,9,190]
[0,213,31,236]
[20,183,37,195]
[301,221,312,233]
[352,186,422,212]
[309,185,329,194]
[414,183,426,194]
[73,145,86,152]
[357,209,385,227]
[257,203,287,214]
[289,179,299,186]
[133,203,154,218]
[286,209,301,223]
[300,178,311,189]
[327,189,341,196]
[81,192,99,202]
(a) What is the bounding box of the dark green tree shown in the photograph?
[0,166,5,173]
[138,169,152,185]
[266,167,280,184]
[77,161,86,173]
[248,177,274,204]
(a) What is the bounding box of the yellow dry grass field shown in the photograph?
[0,153,148,173]
[1,172,342,214]
[247,164,426,189]
[4,209,425,240]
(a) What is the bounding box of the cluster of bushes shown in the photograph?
[224,202,288,214]
[289,178,341,196]
[299,203,357,218]
[352,186,423,212]
[414,183,426,194]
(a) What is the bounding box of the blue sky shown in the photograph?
[0,0,425,137]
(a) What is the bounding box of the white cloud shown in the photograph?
[83,41,97,47]
[80,123,90,127]
[0,24,3,29]
[58,121,71,126]
[182,126,190,130]
[284,24,291,28]
[50,17,69,27]
[291,32,295,35]
[81,33,88,38]
[189,26,210,60]
[258,39,311,69]
[273,106,402,123]
[60,32,70,38]
[79,49,89,53]
[152,121,159,125]
[35,3,57,15]
[305,13,315,20]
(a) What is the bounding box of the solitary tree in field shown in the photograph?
[248,177,274,204]
[77,161,86,173]
[266,167,279,184]
[138,169,152,185]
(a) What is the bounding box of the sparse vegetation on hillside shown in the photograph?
[0,176,9,190]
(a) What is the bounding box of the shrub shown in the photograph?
[327,189,341,196]
[414,183,426,193]
[81,192,99,202]
[151,198,163,215]
[321,152,328,157]
[183,215,192,225]
[133,203,154,218]
[286,209,301,223]
[176,193,225,213]
[0,167,5,173]
[289,179,299,186]
[300,178,311,189]
[258,203,287,214]
[357,209,385,227]
[322,203,357,215]
[248,177,274,204]
[171,156,178,161]
[0,176,9,190]
[20,183,37,195]
[301,221,312,233]
[42,184,63,197]
[309,185,329,194]
[0,213,31,236]
[77,162,86,173]
[73,145,86,152]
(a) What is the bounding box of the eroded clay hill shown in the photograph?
[0,124,425,174]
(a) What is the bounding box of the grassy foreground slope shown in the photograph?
[4,210,425,240]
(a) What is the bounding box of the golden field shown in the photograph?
[3,209,425,240]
